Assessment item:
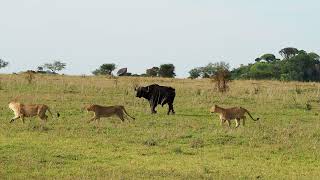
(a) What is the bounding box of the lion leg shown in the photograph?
[10,116,21,123]
[96,117,101,128]
[88,116,96,123]
[242,116,246,126]
[41,120,46,130]
[227,120,231,127]
[40,119,46,130]
[124,113,133,122]
[123,113,131,122]
[116,111,125,122]
[220,119,226,126]
[39,115,48,129]
[235,118,240,128]
[119,115,125,122]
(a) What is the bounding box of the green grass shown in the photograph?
[0,74,320,179]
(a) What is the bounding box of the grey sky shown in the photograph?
[1,0,319,77]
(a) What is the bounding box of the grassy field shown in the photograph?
[0,74,320,179]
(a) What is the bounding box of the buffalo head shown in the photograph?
[135,86,150,98]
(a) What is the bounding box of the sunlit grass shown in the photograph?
[0,74,319,179]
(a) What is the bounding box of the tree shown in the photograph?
[248,62,275,79]
[158,64,176,78]
[213,61,230,71]
[280,52,320,81]
[279,47,299,59]
[232,49,320,82]
[92,63,116,75]
[308,52,320,61]
[200,62,230,78]
[188,68,201,79]
[200,63,216,78]
[43,61,66,73]
[146,67,159,77]
[231,64,253,79]
[0,59,9,69]
[188,61,230,79]
[254,58,261,62]
[260,53,276,62]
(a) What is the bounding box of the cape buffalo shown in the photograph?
[135,84,175,115]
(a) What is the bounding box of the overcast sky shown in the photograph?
[0,0,319,77]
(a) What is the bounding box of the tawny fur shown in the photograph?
[8,101,59,126]
[85,104,135,124]
[210,105,259,128]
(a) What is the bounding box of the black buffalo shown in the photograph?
[135,84,175,115]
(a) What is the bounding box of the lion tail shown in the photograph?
[47,107,60,118]
[243,108,259,121]
[121,106,135,120]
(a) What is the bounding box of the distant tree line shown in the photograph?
[187,47,320,82]
[0,59,66,74]
[230,47,320,82]
[2,47,320,82]
[92,63,176,78]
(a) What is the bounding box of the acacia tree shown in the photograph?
[146,67,159,77]
[92,63,116,75]
[200,63,217,78]
[188,68,201,79]
[0,59,9,69]
[43,61,66,73]
[188,61,230,79]
[260,54,277,62]
[308,52,320,61]
[158,64,176,78]
[279,47,299,59]
[214,61,230,71]
[201,62,230,78]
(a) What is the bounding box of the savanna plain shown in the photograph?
[0,74,320,179]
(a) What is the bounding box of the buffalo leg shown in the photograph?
[168,103,175,115]
[171,104,175,114]
[151,106,157,114]
[150,103,157,114]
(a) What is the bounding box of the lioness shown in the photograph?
[8,101,60,126]
[210,105,259,128]
[85,104,135,124]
